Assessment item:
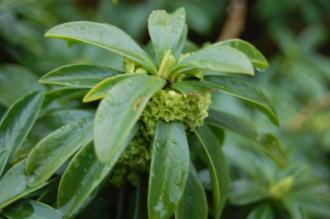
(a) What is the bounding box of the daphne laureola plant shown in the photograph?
[0,7,288,219]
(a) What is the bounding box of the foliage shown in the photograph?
[0,0,329,219]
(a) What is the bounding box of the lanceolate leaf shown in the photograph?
[25,119,93,187]
[204,76,279,126]
[148,8,186,63]
[148,121,190,219]
[45,22,157,74]
[0,65,43,107]
[219,39,269,70]
[194,125,229,219]
[39,64,120,88]
[0,91,44,177]
[0,161,47,209]
[12,109,93,164]
[171,80,212,95]
[175,164,208,219]
[94,74,165,162]
[206,109,287,167]
[3,201,62,219]
[83,73,145,103]
[182,44,254,75]
[57,125,139,218]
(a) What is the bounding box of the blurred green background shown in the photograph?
[0,0,329,218]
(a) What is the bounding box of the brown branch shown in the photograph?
[218,0,247,41]
[287,94,330,131]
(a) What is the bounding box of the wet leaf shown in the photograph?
[3,200,62,219]
[45,22,157,74]
[39,64,120,88]
[0,161,47,209]
[148,121,189,219]
[182,44,254,75]
[219,39,269,69]
[25,119,93,187]
[57,125,139,218]
[148,8,186,63]
[204,76,279,126]
[194,125,229,219]
[83,73,145,103]
[94,74,165,162]
[0,91,44,177]
[175,164,208,219]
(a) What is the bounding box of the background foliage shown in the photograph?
[0,0,329,218]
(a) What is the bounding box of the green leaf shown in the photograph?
[45,22,157,74]
[175,164,208,219]
[83,73,145,103]
[94,74,165,162]
[0,65,44,107]
[219,39,269,69]
[57,125,139,218]
[171,80,212,95]
[194,125,229,219]
[25,119,93,187]
[3,201,62,219]
[182,44,254,75]
[206,109,287,167]
[230,179,269,205]
[12,109,93,163]
[148,8,186,63]
[39,64,120,88]
[204,76,279,126]
[148,121,189,219]
[0,161,47,209]
[247,204,274,219]
[0,91,44,177]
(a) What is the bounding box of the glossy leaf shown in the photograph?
[175,164,208,219]
[83,73,145,103]
[57,125,139,218]
[206,109,287,167]
[148,121,189,219]
[42,88,87,109]
[25,119,93,187]
[219,39,269,69]
[0,91,44,177]
[0,161,47,209]
[0,65,43,107]
[148,8,186,63]
[13,109,93,163]
[182,44,254,75]
[3,201,62,219]
[204,76,279,126]
[171,80,212,95]
[39,64,119,88]
[94,74,165,162]
[45,22,157,74]
[194,125,229,219]
[247,204,274,219]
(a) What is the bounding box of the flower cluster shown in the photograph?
[141,89,211,137]
[110,134,150,187]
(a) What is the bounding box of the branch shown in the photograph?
[217,0,247,41]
